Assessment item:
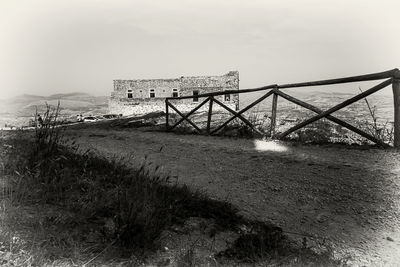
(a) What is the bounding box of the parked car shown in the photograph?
[76,114,83,122]
[103,114,119,119]
[95,115,106,120]
[83,116,98,122]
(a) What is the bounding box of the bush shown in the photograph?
[216,222,283,261]
[218,111,270,138]
[290,120,333,144]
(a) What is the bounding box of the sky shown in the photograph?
[0,0,399,99]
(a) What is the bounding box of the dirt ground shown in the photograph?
[65,127,400,266]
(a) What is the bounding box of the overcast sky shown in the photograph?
[0,0,399,99]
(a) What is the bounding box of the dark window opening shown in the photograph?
[127,90,133,99]
[172,89,178,97]
[193,90,199,102]
[224,94,231,102]
[150,89,155,98]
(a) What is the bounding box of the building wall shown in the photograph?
[109,71,239,116]
[112,79,180,99]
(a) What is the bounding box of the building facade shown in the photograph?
[109,71,239,115]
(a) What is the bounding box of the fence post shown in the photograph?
[393,69,400,147]
[207,97,213,134]
[269,92,278,137]
[165,99,169,131]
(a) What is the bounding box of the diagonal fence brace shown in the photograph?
[277,78,393,140]
[275,90,389,147]
[211,89,275,135]
[211,98,264,136]
[167,97,210,132]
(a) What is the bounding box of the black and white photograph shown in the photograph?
[0,0,400,266]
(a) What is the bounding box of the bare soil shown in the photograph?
[66,127,400,266]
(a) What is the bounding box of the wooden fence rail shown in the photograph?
[165,69,400,148]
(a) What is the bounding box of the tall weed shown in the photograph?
[357,87,393,145]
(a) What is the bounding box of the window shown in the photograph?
[172,89,178,97]
[193,90,199,102]
[150,89,155,98]
[224,94,231,102]
[127,89,132,99]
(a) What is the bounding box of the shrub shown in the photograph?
[216,222,283,261]
[218,111,270,138]
[290,120,333,144]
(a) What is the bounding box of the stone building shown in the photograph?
[109,71,239,115]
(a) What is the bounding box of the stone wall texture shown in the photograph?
[109,71,239,116]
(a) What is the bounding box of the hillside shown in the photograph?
[0,93,108,127]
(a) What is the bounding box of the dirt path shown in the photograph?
[66,128,400,266]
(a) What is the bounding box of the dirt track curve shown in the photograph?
[66,127,400,266]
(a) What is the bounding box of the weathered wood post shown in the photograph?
[393,69,400,147]
[269,91,278,138]
[165,99,169,131]
[207,97,213,134]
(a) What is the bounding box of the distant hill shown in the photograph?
[0,92,109,127]
[0,92,108,115]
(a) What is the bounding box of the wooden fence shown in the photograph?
[165,69,400,148]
